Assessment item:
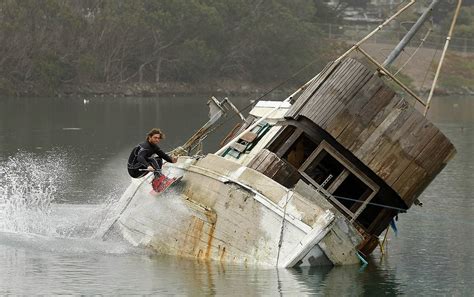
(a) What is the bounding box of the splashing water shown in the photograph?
[0,149,133,240]
[0,149,147,258]
[58,192,122,239]
[0,149,67,235]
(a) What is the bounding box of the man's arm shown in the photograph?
[154,146,174,163]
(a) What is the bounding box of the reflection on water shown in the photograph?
[0,95,472,295]
[428,95,474,124]
[1,231,402,296]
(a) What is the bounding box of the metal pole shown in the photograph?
[335,0,416,64]
[424,0,463,116]
[383,0,440,67]
[358,47,426,106]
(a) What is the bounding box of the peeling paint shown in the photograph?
[117,154,363,267]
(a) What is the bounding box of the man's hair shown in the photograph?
[146,128,165,140]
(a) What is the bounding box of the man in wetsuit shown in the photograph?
[127,128,177,178]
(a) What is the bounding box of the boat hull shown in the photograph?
[112,155,363,267]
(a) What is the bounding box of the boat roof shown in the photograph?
[249,100,292,124]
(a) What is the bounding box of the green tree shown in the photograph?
[0,0,337,95]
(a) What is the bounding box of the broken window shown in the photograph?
[222,121,271,159]
[267,125,296,153]
[299,141,379,222]
[282,133,317,169]
[333,173,372,212]
[303,150,344,189]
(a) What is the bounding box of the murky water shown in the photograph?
[0,95,472,295]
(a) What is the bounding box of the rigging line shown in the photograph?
[333,195,474,226]
[230,179,406,213]
[425,0,464,116]
[420,46,439,96]
[247,56,323,110]
[183,1,419,147]
[394,27,433,76]
[332,195,407,212]
[276,191,292,267]
[194,55,325,139]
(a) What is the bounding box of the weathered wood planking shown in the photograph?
[290,60,353,121]
[329,78,387,147]
[285,57,455,207]
[287,61,340,118]
[353,99,408,165]
[318,67,373,129]
[372,108,435,186]
[392,130,455,205]
[302,60,363,124]
[322,73,380,135]
[348,88,398,149]
[344,88,399,152]
[306,60,360,120]
[366,103,416,179]
[247,148,271,169]
[417,131,455,176]
[249,149,300,188]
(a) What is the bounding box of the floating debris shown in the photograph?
[62,128,82,131]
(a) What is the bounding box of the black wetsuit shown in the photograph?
[127,141,173,178]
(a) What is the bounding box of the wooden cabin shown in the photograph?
[244,58,456,255]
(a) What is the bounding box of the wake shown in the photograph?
[0,150,140,254]
[0,150,64,235]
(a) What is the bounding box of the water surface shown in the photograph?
[0,95,472,295]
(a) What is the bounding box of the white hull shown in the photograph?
[109,154,363,267]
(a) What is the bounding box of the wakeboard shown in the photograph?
[151,175,183,194]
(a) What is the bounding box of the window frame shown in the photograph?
[299,140,380,222]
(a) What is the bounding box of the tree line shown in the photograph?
[0,0,469,96]
[1,0,339,96]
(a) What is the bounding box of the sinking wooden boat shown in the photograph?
[101,2,457,267]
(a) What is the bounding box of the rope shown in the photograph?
[333,194,474,227]
[174,4,430,154]
[379,226,390,256]
[185,54,326,144]
[275,191,292,267]
[394,27,433,76]
[420,47,439,95]
[333,195,407,212]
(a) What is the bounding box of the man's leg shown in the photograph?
[128,167,147,178]
[149,157,163,177]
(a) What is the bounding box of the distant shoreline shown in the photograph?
[9,80,472,99]
[13,81,296,98]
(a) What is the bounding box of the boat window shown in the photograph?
[267,125,296,153]
[282,133,317,169]
[356,198,385,229]
[300,141,379,221]
[303,150,344,189]
[333,173,372,212]
[222,121,271,159]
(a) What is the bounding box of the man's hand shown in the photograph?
[147,165,155,172]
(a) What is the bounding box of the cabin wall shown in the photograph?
[247,149,301,188]
[285,58,455,207]
[260,121,404,238]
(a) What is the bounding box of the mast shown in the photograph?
[383,0,440,67]
[424,0,463,116]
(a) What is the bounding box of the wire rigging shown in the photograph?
[186,53,326,147]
